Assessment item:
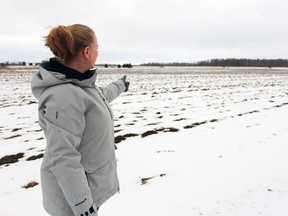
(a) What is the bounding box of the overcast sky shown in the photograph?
[1,0,287,64]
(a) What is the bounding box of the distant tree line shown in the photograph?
[122,63,133,68]
[1,61,26,68]
[141,58,288,68]
[0,61,39,68]
[104,63,133,68]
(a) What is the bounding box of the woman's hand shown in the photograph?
[121,75,130,92]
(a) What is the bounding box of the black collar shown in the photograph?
[41,58,95,81]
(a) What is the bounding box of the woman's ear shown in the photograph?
[83,46,90,59]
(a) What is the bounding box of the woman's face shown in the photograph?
[88,35,99,68]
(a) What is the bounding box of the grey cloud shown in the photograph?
[1,0,287,63]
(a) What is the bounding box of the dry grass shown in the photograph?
[22,180,39,189]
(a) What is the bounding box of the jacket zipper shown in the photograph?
[94,87,113,119]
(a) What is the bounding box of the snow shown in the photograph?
[1,66,288,216]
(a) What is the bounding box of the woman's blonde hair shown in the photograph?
[44,24,95,60]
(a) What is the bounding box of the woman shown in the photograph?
[31,24,129,216]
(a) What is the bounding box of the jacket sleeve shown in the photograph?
[99,79,126,103]
[41,86,97,216]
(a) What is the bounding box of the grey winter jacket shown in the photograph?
[31,66,126,216]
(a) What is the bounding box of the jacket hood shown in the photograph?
[31,66,97,99]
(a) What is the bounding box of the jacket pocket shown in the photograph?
[84,158,119,203]
[85,160,111,175]
[84,160,115,198]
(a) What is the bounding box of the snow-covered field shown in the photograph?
[1,66,288,216]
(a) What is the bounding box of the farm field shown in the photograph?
[1,66,288,216]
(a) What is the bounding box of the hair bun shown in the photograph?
[44,25,75,59]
